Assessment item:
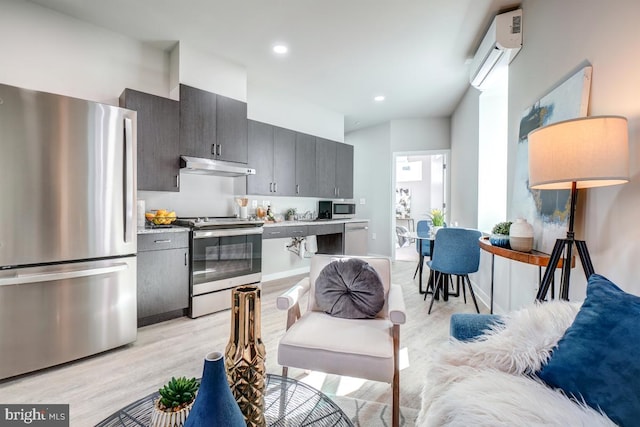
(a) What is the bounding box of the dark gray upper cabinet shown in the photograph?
[295,132,316,196]
[247,120,274,195]
[247,120,295,196]
[315,138,354,199]
[179,84,217,159]
[336,142,354,199]
[316,138,338,198]
[179,85,248,164]
[119,88,180,192]
[273,127,296,196]
[216,94,248,164]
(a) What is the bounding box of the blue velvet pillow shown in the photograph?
[537,274,640,426]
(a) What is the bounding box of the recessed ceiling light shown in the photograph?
[374,95,385,102]
[273,45,288,54]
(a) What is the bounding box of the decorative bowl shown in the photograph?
[489,234,510,248]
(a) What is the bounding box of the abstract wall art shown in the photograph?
[511,65,592,253]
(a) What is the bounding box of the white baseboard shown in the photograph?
[262,267,310,283]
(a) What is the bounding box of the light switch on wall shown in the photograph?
[251,200,258,209]
[360,198,366,205]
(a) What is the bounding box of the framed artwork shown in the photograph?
[395,188,411,219]
[511,66,592,253]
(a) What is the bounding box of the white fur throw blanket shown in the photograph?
[416,301,617,426]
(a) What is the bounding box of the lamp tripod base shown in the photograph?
[536,237,595,301]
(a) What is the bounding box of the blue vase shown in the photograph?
[184,351,245,427]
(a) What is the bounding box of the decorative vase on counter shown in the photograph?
[183,352,245,427]
[509,218,534,252]
[225,285,267,427]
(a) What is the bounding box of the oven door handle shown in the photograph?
[194,228,264,239]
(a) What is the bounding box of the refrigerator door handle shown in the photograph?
[124,117,134,243]
[0,263,129,286]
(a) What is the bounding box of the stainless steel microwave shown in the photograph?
[318,200,356,219]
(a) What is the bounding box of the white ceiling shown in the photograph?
[28,0,518,132]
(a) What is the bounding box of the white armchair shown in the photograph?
[277,255,406,427]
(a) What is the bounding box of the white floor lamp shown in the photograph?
[527,116,629,301]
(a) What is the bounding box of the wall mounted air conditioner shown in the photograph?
[470,9,523,91]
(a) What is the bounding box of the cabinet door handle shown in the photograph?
[211,143,216,155]
[296,184,300,194]
[269,182,273,192]
[176,175,180,188]
[184,252,187,266]
[217,144,222,156]
[274,182,278,192]
[154,239,171,244]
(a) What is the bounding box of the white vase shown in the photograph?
[509,218,534,252]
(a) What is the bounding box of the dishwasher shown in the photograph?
[344,221,369,255]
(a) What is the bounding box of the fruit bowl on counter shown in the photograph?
[145,209,177,226]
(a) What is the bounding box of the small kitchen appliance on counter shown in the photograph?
[318,200,357,220]
[174,216,264,318]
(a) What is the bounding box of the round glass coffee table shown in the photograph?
[96,374,353,426]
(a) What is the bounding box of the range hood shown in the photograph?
[180,156,256,177]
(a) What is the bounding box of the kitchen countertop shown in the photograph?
[262,218,369,227]
[137,225,190,234]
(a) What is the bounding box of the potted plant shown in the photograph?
[151,376,199,427]
[490,221,512,248]
[428,208,445,227]
[286,208,297,221]
[428,208,445,237]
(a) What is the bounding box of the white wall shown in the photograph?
[347,118,451,256]
[453,0,640,312]
[247,81,344,142]
[507,0,640,302]
[347,123,392,256]
[450,88,481,229]
[390,118,450,152]
[0,0,168,103]
[170,42,247,102]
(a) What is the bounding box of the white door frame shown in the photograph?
[391,149,451,261]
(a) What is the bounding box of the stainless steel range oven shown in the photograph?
[176,217,263,318]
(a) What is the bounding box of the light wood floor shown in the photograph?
[0,260,487,425]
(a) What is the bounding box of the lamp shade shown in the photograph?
[528,116,629,190]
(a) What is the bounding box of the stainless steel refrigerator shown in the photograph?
[0,83,137,380]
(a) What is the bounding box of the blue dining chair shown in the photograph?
[412,220,432,280]
[425,228,482,314]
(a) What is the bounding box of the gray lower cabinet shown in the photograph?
[119,89,180,192]
[137,232,189,326]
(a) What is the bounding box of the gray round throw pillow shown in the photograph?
[315,258,385,319]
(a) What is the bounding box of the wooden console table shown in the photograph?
[478,237,575,313]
